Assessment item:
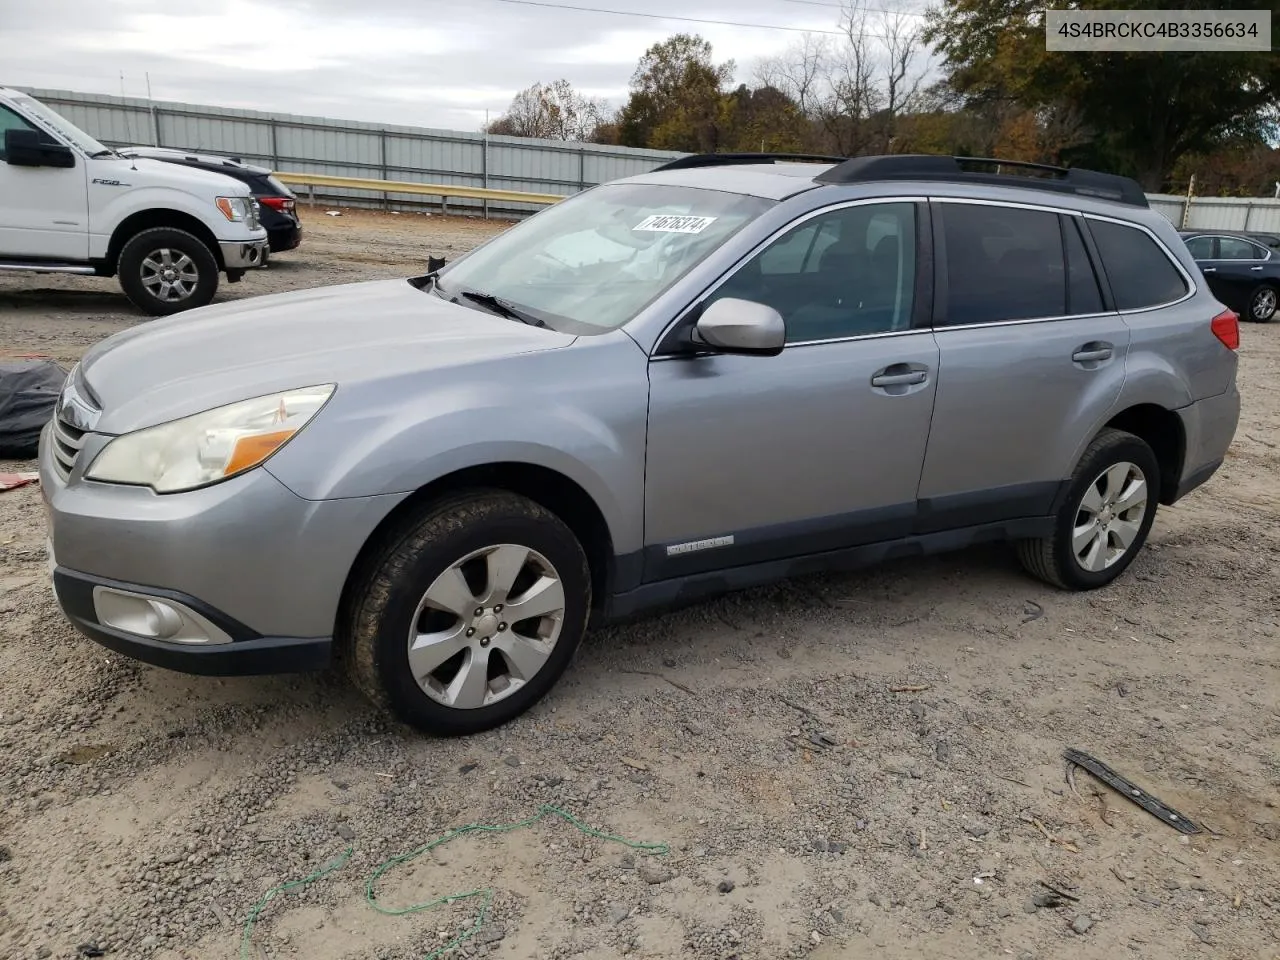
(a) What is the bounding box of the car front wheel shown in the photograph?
[117,227,220,316]
[1017,428,1160,590]
[341,490,591,736]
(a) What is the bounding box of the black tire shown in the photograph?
[1247,283,1277,323]
[117,227,219,316]
[340,490,591,736]
[1016,428,1160,590]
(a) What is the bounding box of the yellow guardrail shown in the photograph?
[273,172,564,206]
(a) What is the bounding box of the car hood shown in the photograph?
[78,279,577,434]
[95,153,256,196]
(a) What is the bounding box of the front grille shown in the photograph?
[51,415,87,480]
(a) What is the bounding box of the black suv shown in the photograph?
[119,146,303,253]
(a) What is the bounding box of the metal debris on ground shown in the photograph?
[1021,600,1045,623]
[1063,748,1202,835]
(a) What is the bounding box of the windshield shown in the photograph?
[13,95,110,156]
[434,182,774,333]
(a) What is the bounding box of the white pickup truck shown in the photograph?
[0,88,269,315]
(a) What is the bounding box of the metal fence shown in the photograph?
[1147,193,1280,233]
[18,88,1280,228]
[19,88,683,217]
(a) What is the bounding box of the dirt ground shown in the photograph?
[1,206,1278,960]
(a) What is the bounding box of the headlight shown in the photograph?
[86,385,334,493]
[215,196,255,223]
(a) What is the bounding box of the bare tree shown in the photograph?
[487,80,606,141]
[754,0,932,155]
[754,33,830,117]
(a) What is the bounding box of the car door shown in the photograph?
[0,103,89,260]
[643,199,939,580]
[916,200,1131,530]
[1204,236,1275,318]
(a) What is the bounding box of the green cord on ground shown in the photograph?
[240,845,353,960]
[239,803,668,960]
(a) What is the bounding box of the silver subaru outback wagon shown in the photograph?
[40,153,1241,735]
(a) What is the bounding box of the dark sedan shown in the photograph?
[119,146,303,254]
[1180,230,1279,323]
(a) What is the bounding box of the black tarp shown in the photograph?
[0,359,66,458]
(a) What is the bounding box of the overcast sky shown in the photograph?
[1,0,927,131]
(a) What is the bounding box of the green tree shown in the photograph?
[616,34,735,152]
[923,0,1280,189]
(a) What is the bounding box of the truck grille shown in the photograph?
[51,414,87,480]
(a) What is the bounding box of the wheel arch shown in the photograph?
[337,462,618,632]
[1104,404,1186,505]
[107,210,224,273]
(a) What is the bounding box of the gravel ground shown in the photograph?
[1,207,1278,960]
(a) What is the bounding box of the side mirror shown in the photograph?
[692,297,785,357]
[4,128,75,168]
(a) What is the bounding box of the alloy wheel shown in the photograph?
[406,543,566,709]
[1072,461,1149,573]
[140,248,200,303]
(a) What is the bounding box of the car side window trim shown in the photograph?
[649,196,933,359]
[926,200,1195,324]
[1082,212,1198,314]
[1215,236,1270,261]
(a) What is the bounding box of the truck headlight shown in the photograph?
[215,196,255,223]
[86,385,335,493]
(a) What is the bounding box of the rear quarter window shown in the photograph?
[1088,219,1189,311]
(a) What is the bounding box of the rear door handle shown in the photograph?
[871,363,928,388]
[1251,265,1264,271]
[1202,267,1217,273]
[1072,343,1113,363]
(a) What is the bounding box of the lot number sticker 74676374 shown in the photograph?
[633,215,718,234]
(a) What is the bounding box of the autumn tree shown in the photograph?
[923,0,1280,189]
[487,80,606,141]
[616,34,736,152]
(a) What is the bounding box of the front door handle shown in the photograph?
[1251,265,1264,271]
[871,363,928,388]
[1072,343,1113,363]
[1203,267,1217,273]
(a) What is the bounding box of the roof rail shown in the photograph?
[814,154,1149,208]
[652,152,848,172]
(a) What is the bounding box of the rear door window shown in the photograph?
[1087,219,1190,310]
[938,203,1066,325]
[1064,216,1104,315]
[1217,237,1266,260]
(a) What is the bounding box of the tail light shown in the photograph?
[1211,309,1239,350]
[258,196,295,213]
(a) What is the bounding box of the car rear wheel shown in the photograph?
[1248,284,1277,323]
[118,227,219,316]
[1016,428,1160,590]
[341,490,591,736]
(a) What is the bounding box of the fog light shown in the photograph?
[92,586,232,645]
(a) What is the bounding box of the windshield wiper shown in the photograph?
[90,149,117,158]
[454,289,546,328]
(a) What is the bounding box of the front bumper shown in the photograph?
[39,422,408,675]
[219,238,269,270]
[53,565,331,675]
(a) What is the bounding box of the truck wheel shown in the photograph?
[117,227,219,316]
[1016,428,1160,590]
[341,490,592,736]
